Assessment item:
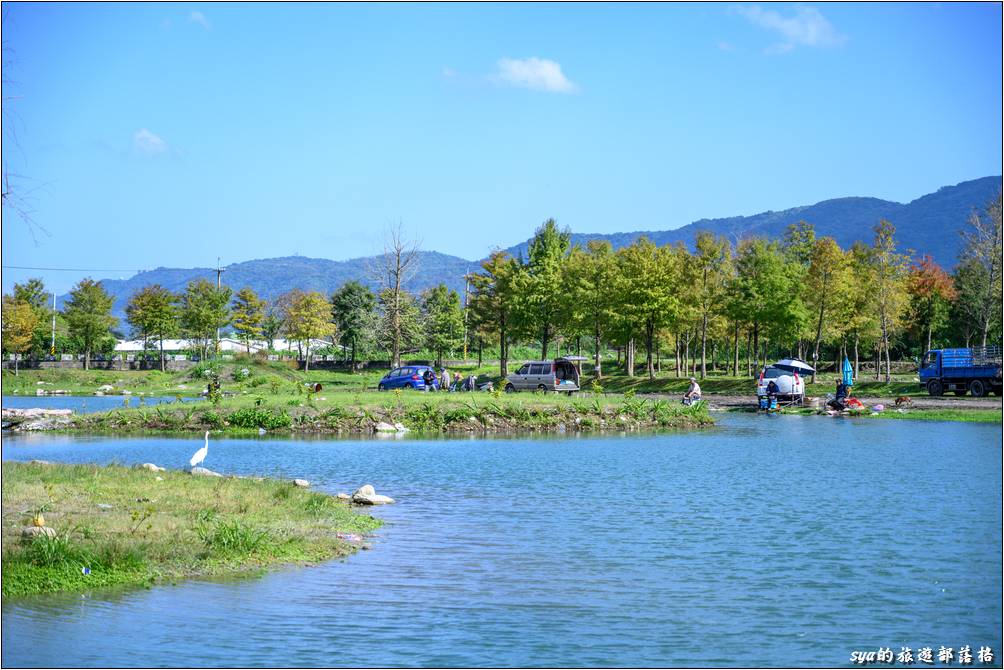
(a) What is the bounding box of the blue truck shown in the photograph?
[918,346,1002,397]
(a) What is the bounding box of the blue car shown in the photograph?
[377,365,439,391]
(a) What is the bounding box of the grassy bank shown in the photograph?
[3,362,928,399]
[1,461,382,598]
[742,406,1001,424]
[60,391,714,434]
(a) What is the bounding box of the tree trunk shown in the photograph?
[645,321,656,380]
[733,322,740,377]
[700,313,708,379]
[926,324,932,354]
[874,343,880,381]
[541,325,550,361]
[14,353,18,376]
[160,337,166,373]
[684,332,690,378]
[675,333,681,378]
[656,337,661,374]
[594,323,602,380]
[746,330,752,377]
[854,333,860,380]
[499,324,508,377]
[811,299,826,384]
[626,338,635,378]
[84,348,90,371]
[752,324,759,376]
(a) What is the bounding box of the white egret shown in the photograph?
[189,431,209,469]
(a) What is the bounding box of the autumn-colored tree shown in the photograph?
[284,291,336,371]
[2,296,39,375]
[63,278,117,370]
[125,284,179,371]
[906,256,957,354]
[231,287,266,353]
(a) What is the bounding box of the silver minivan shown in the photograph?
[504,358,580,394]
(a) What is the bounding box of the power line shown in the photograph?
[1,265,144,273]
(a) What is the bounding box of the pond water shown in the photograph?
[2,415,1001,668]
[2,395,202,414]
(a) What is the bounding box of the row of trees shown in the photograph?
[465,194,1001,382]
[1,274,467,373]
[3,195,1001,379]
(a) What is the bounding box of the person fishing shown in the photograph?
[828,380,848,411]
[440,366,450,392]
[683,377,702,405]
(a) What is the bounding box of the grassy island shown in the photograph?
[1,461,382,598]
[58,390,714,435]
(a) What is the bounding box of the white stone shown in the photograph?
[190,466,223,477]
[21,526,57,539]
[353,484,376,497]
[97,385,114,392]
[141,463,165,472]
[336,493,351,500]
[155,476,164,481]
[293,479,310,488]
[121,390,132,395]
[353,493,395,505]
[393,422,410,433]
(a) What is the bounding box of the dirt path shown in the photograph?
[638,393,1003,411]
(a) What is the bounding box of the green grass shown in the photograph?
[1,461,382,598]
[64,389,714,434]
[750,406,1002,424]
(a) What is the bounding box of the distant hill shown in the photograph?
[71,176,999,325]
[504,176,1001,265]
[88,252,472,323]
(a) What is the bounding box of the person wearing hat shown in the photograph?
[683,377,702,405]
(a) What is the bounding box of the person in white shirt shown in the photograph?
[683,377,702,405]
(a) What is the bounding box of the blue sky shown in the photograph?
[2,2,1001,294]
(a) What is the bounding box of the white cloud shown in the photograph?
[494,57,578,94]
[133,129,168,155]
[189,11,210,30]
[736,5,845,51]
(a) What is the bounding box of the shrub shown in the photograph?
[226,407,292,429]
[201,410,224,429]
[198,519,270,557]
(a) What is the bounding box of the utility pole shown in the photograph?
[50,292,56,356]
[462,268,470,361]
[214,257,226,356]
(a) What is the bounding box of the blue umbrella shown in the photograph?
[842,357,854,387]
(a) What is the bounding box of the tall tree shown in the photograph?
[693,232,731,379]
[906,256,957,354]
[523,218,571,359]
[422,284,464,367]
[804,237,849,381]
[125,284,179,371]
[959,192,1003,346]
[469,251,522,377]
[378,288,423,359]
[331,281,377,367]
[13,278,47,310]
[374,226,420,368]
[179,279,232,360]
[1,296,39,375]
[284,291,336,371]
[870,220,909,382]
[843,242,880,378]
[231,287,266,353]
[563,240,617,379]
[63,278,117,370]
[617,237,681,380]
[13,277,53,356]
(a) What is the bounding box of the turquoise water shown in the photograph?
[2,415,1001,667]
[2,395,202,414]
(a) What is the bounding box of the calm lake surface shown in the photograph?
[2,395,202,414]
[2,415,1001,667]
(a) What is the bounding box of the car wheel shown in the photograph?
[505,383,516,393]
[378,383,385,391]
[537,384,548,393]
[927,380,943,396]
[404,382,413,389]
[969,379,987,398]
